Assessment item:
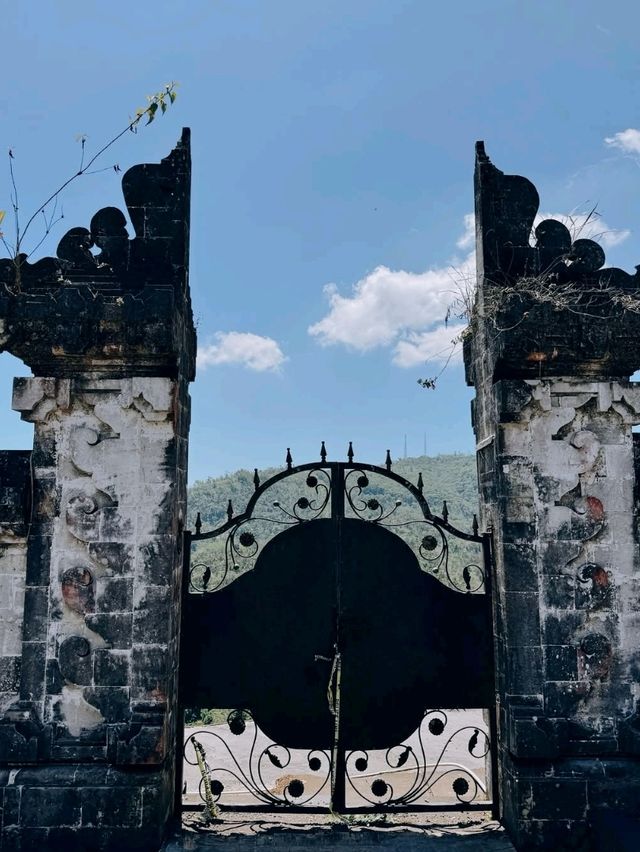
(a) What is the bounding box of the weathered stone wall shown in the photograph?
[0,130,194,850]
[0,451,30,715]
[466,145,640,850]
[11,376,183,744]
[2,128,638,850]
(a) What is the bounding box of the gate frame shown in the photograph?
[177,450,499,819]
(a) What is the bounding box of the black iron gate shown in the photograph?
[179,445,496,814]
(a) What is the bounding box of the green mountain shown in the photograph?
[188,454,477,531]
[186,453,481,593]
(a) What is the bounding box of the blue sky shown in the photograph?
[1,0,639,480]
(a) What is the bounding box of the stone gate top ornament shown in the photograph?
[468,142,640,381]
[0,129,196,381]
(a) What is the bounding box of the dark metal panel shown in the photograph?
[339,519,492,751]
[181,518,492,752]
[181,520,336,749]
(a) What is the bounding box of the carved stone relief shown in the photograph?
[510,379,639,728]
[11,376,177,749]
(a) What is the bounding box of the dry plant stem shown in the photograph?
[9,153,19,249]
[192,738,220,823]
[418,210,627,389]
[419,270,640,389]
[18,85,176,257]
[1,83,177,295]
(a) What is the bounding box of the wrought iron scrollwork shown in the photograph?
[345,468,403,523]
[184,710,332,808]
[189,448,488,595]
[343,467,486,593]
[188,467,332,593]
[345,710,490,808]
[271,469,331,522]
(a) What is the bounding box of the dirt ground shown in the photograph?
[168,810,515,851]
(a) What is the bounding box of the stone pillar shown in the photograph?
[0,130,195,851]
[0,451,30,715]
[465,144,640,850]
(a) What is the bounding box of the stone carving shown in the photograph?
[56,227,95,270]
[475,140,640,290]
[12,377,71,423]
[58,636,92,686]
[60,567,95,615]
[578,633,613,680]
[0,130,190,292]
[567,429,601,475]
[469,145,640,383]
[0,131,195,382]
[55,208,131,279]
[117,378,173,421]
[65,488,118,544]
[576,563,612,610]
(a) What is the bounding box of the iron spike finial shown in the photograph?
[227,500,234,522]
[385,450,392,471]
[286,448,293,470]
[320,441,327,463]
[472,514,479,536]
[417,472,424,494]
[347,441,354,463]
[195,512,202,535]
[253,468,260,491]
[442,501,449,523]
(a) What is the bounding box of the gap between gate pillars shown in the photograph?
[178,449,498,820]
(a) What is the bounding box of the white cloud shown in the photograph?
[197,332,286,372]
[604,128,640,156]
[536,211,630,249]
[308,200,630,371]
[392,324,467,368]
[308,215,477,368]
[308,264,466,352]
[456,213,476,251]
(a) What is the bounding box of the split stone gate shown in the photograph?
[0,131,639,850]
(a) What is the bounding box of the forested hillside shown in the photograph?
[188,453,477,532]
[186,454,480,592]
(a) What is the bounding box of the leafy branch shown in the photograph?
[1,82,178,292]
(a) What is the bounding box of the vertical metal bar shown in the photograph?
[330,464,347,812]
[330,461,345,519]
[329,650,344,812]
[483,530,500,820]
[174,529,192,820]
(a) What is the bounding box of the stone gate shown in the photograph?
[0,129,194,850]
[0,131,638,850]
[466,143,640,849]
